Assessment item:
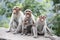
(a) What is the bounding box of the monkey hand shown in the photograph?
[26,21,28,23]
[25,21,28,23]
[24,21,28,25]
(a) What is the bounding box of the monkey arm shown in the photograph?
[8,13,15,31]
[42,19,47,33]
[31,14,35,23]
[46,26,53,36]
[24,21,28,25]
[9,14,14,25]
[42,19,53,36]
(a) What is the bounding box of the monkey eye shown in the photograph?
[26,11,30,12]
[13,9,16,10]
[26,11,27,12]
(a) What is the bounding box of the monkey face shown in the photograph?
[39,16,46,22]
[25,11,31,18]
[13,7,21,14]
[13,9,16,14]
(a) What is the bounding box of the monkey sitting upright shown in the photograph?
[36,15,53,36]
[21,9,37,38]
[22,10,34,35]
[36,15,58,40]
[7,6,24,33]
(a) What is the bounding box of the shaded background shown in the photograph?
[0,0,60,36]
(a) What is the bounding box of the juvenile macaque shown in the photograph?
[36,15,52,36]
[7,6,24,33]
[22,9,37,38]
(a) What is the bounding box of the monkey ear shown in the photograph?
[43,16,46,19]
[13,6,16,10]
[44,16,46,18]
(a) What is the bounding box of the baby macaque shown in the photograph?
[7,6,24,33]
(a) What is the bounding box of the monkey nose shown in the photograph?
[26,12,29,13]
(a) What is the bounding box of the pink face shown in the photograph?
[25,11,31,18]
[13,7,21,14]
[13,9,16,14]
[39,16,46,22]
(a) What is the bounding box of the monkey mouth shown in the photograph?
[41,19,44,21]
[40,20,44,22]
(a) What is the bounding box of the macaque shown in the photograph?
[36,15,53,36]
[22,13,34,34]
[36,15,58,39]
[7,6,24,33]
[21,9,37,38]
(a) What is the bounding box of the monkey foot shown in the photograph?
[33,36,38,38]
[44,35,57,40]
[6,31,10,33]
[21,33,24,35]
[13,32,18,34]
[27,34,31,36]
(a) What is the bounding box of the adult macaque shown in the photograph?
[22,12,34,35]
[36,15,58,39]
[22,9,37,38]
[36,15,52,36]
[7,6,24,33]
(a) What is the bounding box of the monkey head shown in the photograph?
[24,9,32,18]
[13,6,21,14]
[39,15,46,22]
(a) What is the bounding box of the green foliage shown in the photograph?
[52,14,60,36]
[0,20,9,28]
[22,0,52,17]
[0,7,6,15]
[53,0,60,5]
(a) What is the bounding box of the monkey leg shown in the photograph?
[13,24,22,34]
[25,25,32,36]
[46,27,54,36]
[44,28,58,40]
[12,21,18,32]
[32,26,37,38]
[21,24,26,35]
[26,25,32,33]
[6,22,14,33]
[37,25,44,35]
